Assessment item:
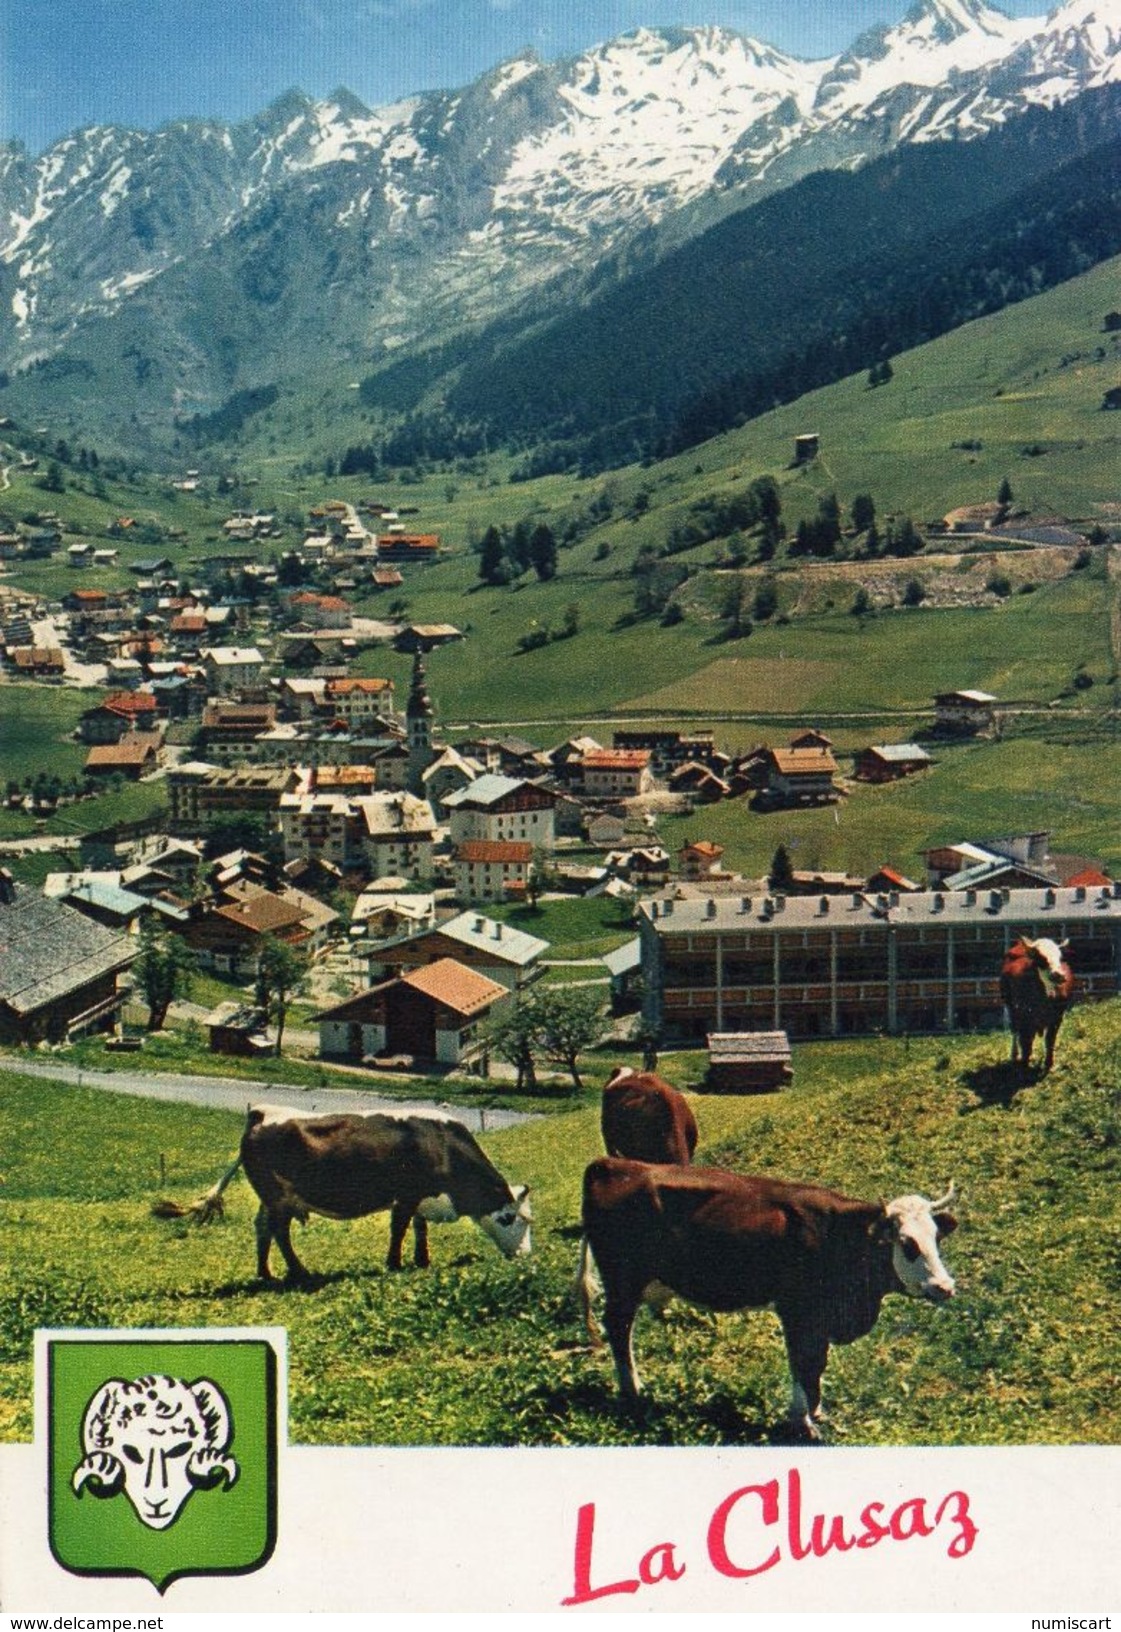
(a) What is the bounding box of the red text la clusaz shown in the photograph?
[562,1467,978,1607]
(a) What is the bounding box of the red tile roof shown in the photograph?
[400,958,506,1016]
[455,841,534,864]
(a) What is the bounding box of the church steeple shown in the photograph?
[406,647,434,793]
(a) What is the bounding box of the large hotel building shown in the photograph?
[639,883,1121,1041]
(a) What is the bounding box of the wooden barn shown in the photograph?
[705,1031,793,1094]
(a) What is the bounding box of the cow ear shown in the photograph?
[934,1211,957,1237]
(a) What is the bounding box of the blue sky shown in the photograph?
[0,0,1049,152]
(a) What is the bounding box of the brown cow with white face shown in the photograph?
[578,1159,957,1438]
[1000,936,1074,1075]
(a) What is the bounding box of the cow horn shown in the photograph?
[72,1450,124,1498]
[929,1181,957,1212]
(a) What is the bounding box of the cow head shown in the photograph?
[1019,937,1070,999]
[476,1183,532,1258]
[875,1185,957,1303]
[72,1374,238,1530]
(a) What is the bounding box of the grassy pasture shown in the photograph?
[655,731,1121,883]
[2,999,1118,1448]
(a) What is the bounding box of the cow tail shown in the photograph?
[151,1152,243,1226]
[569,1234,604,1348]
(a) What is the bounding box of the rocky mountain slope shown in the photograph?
[0,0,1117,445]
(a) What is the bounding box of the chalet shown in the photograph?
[548,736,603,784]
[201,646,266,695]
[394,623,462,653]
[0,873,136,1044]
[24,527,60,557]
[184,890,311,979]
[278,789,435,878]
[222,878,339,959]
[604,937,642,1012]
[59,879,151,932]
[278,677,327,720]
[678,840,726,882]
[793,433,819,465]
[422,747,481,805]
[625,846,672,888]
[167,762,299,830]
[323,676,395,726]
[706,1032,793,1094]
[351,889,437,945]
[371,567,404,590]
[67,543,94,568]
[443,775,556,851]
[84,733,161,779]
[356,793,436,879]
[453,840,533,903]
[79,690,159,744]
[286,591,353,630]
[789,729,834,752]
[371,910,548,992]
[587,812,627,849]
[308,764,379,797]
[924,832,1051,887]
[205,1002,275,1057]
[314,957,506,1070]
[169,611,208,652]
[787,869,867,896]
[754,746,840,806]
[667,761,729,802]
[942,502,1004,533]
[639,882,1121,1042]
[198,702,278,761]
[375,532,440,566]
[579,749,655,800]
[853,743,933,783]
[865,865,921,894]
[613,728,718,773]
[10,647,64,678]
[933,689,998,735]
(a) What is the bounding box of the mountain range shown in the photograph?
[0,0,1118,458]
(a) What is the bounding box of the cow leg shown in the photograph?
[412,1214,431,1269]
[387,1202,414,1271]
[254,1203,274,1280]
[1043,1022,1060,1075]
[272,1211,310,1283]
[782,1323,830,1440]
[603,1287,646,1405]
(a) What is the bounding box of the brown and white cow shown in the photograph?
[601,1065,699,1166]
[577,1158,957,1438]
[176,1106,531,1282]
[1000,936,1074,1075]
[572,1067,699,1337]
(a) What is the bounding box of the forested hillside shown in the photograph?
[360,86,1121,474]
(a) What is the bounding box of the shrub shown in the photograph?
[986,573,1012,598]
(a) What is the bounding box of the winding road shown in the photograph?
[3,1054,535,1133]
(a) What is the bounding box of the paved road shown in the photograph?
[4,1055,536,1133]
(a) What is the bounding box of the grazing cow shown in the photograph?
[601,1065,699,1166]
[173,1106,531,1282]
[578,1158,957,1438]
[1000,936,1074,1075]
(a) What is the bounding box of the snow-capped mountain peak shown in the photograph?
[0,1,1117,411]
